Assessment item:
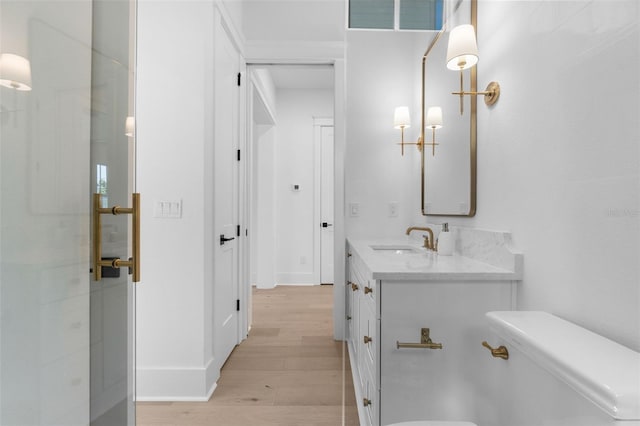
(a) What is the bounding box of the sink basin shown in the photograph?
[370,245,420,254]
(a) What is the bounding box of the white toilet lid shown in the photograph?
[386,422,477,426]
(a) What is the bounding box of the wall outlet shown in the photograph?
[349,202,360,217]
[388,202,399,217]
[300,256,306,265]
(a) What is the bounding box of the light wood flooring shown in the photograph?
[137,285,358,425]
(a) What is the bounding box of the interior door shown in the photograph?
[320,126,335,284]
[213,15,240,369]
[89,1,137,425]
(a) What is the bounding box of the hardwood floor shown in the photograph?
[137,285,359,425]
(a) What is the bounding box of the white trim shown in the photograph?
[313,118,334,286]
[135,357,219,401]
[275,272,316,285]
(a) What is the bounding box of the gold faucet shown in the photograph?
[405,226,435,251]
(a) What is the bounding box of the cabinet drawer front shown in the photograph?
[379,281,513,425]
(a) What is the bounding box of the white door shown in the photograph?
[213,16,240,369]
[320,126,334,284]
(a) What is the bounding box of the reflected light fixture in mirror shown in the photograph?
[446,24,499,115]
[125,116,135,137]
[424,106,442,156]
[394,106,422,156]
[0,53,32,91]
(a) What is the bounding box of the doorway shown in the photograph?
[246,64,334,285]
[243,64,334,331]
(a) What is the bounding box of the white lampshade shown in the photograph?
[426,107,443,129]
[0,53,32,91]
[394,106,411,129]
[125,116,135,137]
[446,24,479,70]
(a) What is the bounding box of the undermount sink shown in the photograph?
[369,245,421,254]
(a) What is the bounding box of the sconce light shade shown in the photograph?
[426,106,443,129]
[394,106,411,129]
[0,53,32,91]
[125,116,135,137]
[446,24,479,70]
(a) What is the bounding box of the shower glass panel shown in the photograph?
[0,1,137,425]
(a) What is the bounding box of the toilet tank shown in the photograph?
[476,311,640,426]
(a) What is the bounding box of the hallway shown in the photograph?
[137,285,358,425]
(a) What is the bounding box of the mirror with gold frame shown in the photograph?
[421,0,477,217]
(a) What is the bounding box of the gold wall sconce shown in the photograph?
[424,106,442,156]
[0,53,32,91]
[446,24,500,115]
[393,106,423,156]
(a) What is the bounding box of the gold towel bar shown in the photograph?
[396,328,443,350]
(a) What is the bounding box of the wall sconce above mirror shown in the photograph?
[446,23,500,115]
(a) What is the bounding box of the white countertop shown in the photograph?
[348,238,521,281]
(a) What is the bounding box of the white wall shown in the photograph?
[274,89,333,284]
[136,0,217,400]
[254,125,277,289]
[345,31,426,239]
[346,0,639,351]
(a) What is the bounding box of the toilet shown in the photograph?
[384,311,640,426]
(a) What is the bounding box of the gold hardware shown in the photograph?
[482,341,509,360]
[351,282,359,292]
[364,335,372,344]
[393,106,424,156]
[396,327,443,349]
[93,193,140,282]
[363,398,372,407]
[364,286,373,295]
[452,81,500,113]
[405,226,435,251]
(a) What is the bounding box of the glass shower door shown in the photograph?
[0,1,137,425]
[90,1,137,425]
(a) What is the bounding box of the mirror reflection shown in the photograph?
[422,0,477,216]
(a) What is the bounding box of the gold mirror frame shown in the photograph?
[421,0,477,217]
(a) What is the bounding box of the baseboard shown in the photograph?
[275,272,315,284]
[136,357,219,401]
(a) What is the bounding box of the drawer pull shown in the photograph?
[364,335,372,344]
[363,398,372,407]
[396,327,442,350]
[364,286,373,295]
[350,282,359,291]
[482,341,509,360]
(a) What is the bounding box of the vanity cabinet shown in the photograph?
[346,240,519,426]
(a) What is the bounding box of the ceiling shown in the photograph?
[261,65,335,89]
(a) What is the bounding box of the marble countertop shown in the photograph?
[348,238,521,281]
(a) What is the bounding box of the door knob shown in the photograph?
[321,222,333,228]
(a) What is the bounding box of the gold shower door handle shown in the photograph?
[93,193,140,282]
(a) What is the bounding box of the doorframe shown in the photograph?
[313,117,334,286]
[240,60,346,340]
